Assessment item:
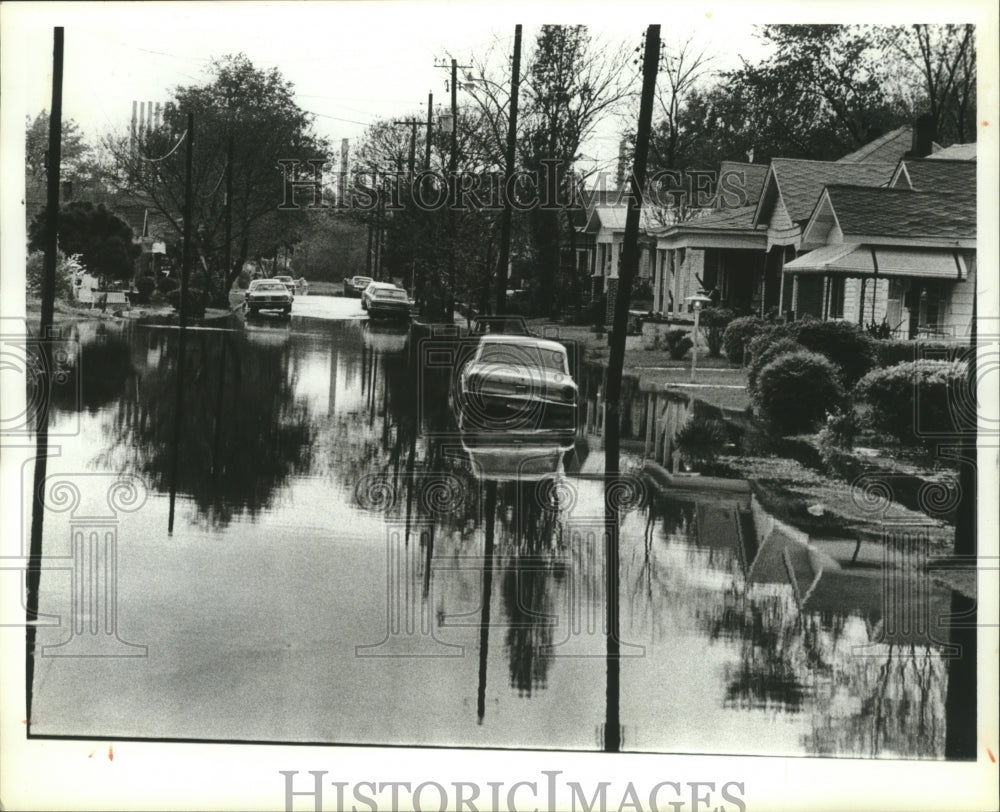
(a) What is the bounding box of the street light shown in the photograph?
[685,293,713,382]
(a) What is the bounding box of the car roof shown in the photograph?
[477,335,566,353]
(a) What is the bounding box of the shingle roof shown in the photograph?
[837,126,913,164]
[824,185,975,241]
[893,158,976,196]
[767,159,897,223]
[717,162,769,206]
[929,142,977,161]
[672,205,761,232]
[585,204,660,233]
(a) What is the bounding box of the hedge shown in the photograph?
[756,351,846,434]
[722,316,766,364]
[854,359,969,445]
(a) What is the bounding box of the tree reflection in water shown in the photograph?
[108,327,315,528]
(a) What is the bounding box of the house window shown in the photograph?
[827,277,846,319]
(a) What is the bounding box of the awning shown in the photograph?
[784,244,967,280]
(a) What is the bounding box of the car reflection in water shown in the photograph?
[361,320,409,354]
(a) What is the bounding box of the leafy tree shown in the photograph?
[25,110,90,182]
[517,25,632,316]
[28,201,140,285]
[25,249,79,300]
[105,54,330,300]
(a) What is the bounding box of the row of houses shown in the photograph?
[576,122,977,339]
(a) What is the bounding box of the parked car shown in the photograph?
[272,275,296,296]
[344,275,373,297]
[245,280,293,318]
[457,334,578,442]
[362,282,415,320]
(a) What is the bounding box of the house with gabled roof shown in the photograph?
[783,155,976,338]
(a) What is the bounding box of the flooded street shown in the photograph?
[26,300,971,758]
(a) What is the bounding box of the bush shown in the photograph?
[722,316,766,363]
[664,328,693,360]
[756,351,846,434]
[236,271,251,290]
[748,337,803,397]
[165,287,207,317]
[134,275,155,304]
[793,320,877,387]
[26,249,77,301]
[817,408,860,451]
[157,276,179,294]
[854,360,967,446]
[871,339,963,368]
[675,416,730,466]
[699,307,735,358]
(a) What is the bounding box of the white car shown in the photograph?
[245,280,293,317]
[458,334,578,442]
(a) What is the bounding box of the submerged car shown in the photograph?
[458,334,578,441]
[362,282,414,320]
[245,280,293,317]
[344,275,373,297]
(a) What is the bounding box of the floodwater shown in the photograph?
[23,299,974,758]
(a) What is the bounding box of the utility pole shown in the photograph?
[435,58,472,322]
[26,25,64,733]
[393,119,420,181]
[424,92,433,171]
[494,24,522,318]
[603,24,660,757]
[606,25,659,480]
[223,133,233,291]
[168,111,195,534]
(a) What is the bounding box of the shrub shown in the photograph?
[854,360,967,446]
[793,320,877,387]
[748,337,803,397]
[26,249,76,300]
[871,339,963,368]
[157,276,179,294]
[134,275,155,304]
[756,351,846,434]
[675,416,730,466]
[817,408,859,451]
[722,316,766,363]
[165,287,207,317]
[699,307,735,358]
[664,328,693,360]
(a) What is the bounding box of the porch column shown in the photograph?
[858,276,867,325]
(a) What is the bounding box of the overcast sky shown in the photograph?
[6,2,778,172]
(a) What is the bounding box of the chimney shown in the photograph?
[909,114,936,158]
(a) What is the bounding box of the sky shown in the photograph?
[7,2,778,173]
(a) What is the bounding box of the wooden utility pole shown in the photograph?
[224,133,233,289]
[435,58,471,322]
[168,111,195,534]
[603,24,660,757]
[26,25,64,733]
[494,24,522,318]
[605,25,659,480]
[424,92,433,171]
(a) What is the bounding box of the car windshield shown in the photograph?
[376,289,408,300]
[274,276,292,283]
[354,277,372,285]
[477,342,566,372]
[254,283,286,292]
